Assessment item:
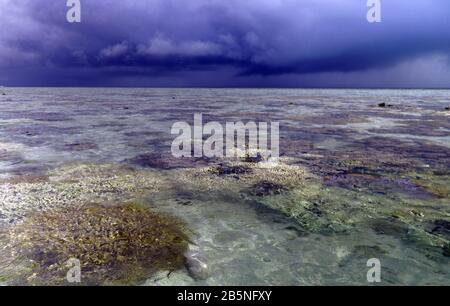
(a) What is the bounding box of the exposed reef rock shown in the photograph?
[175,159,315,196]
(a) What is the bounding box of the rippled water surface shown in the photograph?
[0,88,449,285]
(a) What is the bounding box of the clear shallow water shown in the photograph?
[0,88,449,285]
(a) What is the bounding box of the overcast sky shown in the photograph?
[1,0,450,88]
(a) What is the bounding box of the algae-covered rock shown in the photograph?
[123,153,211,170]
[352,245,387,258]
[249,180,287,197]
[443,244,450,257]
[369,218,409,237]
[431,220,450,238]
[5,203,190,285]
[209,164,252,176]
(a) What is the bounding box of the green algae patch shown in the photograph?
[7,203,190,285]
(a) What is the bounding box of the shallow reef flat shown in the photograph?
[173,156,449,247]
[0,156,447,285]
[0,163,167,226]
[152,158,450,285]
[0,88,449,285]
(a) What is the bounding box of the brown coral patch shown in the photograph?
[7,203,189,285]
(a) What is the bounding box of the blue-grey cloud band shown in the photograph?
[1,0,449,87]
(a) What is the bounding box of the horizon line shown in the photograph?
[2,86,450,90]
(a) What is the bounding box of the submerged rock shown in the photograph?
[63,142,98,152]
[124,153,211,170]
[244,153,264,163]
[352,245,387,258]
[249,180,287,197]
[209,164,252,176]
[369,218,409,237]
[443,244,450,257]
[184,250,209,280]
[124,153,172,169]
[431,220,450,237]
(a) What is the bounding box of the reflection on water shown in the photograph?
[0,88,449,285]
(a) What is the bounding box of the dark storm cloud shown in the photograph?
[1,0,450,87]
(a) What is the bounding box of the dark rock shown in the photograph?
[352,245,387,258]
[124,153,211,170]
[175,199,193,206]
[284,225,308,237]
[433,170,449,176]
[445,107,450,111]
[212,164,252,176]
[378,103,386,108]
[338,245,388,268]
[244,153,263,163]
[370,219,409,237]
[31,112,71,122]
[431,219,450,236]
[125,153,171,169]
[64,142,98,151]
[443,243,450,257]
[307,203,322,217]
[249,180,287,197]
[247,199,301,226]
